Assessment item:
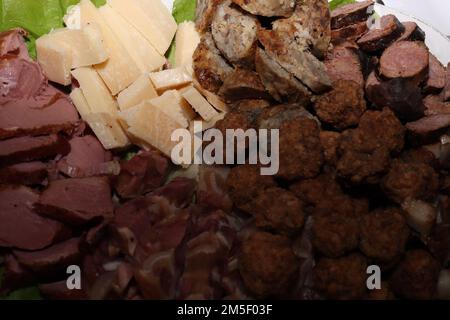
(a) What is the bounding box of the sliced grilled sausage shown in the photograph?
[357,15,405,52]
[331,0,374,29]
[379,41,429,85]
[232,0,294,17]
[397,21,425,42]
[193,33,233,93]
[258,29,332,93]
[218,68,272,102]
[325,44,364,88]
[195,0,224,33]
[255,48,311,104]
[272,0,331,59]
[425,54,446,94]
[331,21,368,44]
[423,95,450,116]
[211,2,259,67]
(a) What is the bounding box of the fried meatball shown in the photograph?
[390,250,440,299]
[320,131,341,166]
[382,160,439,204]
[313,253,368,299]
[312,207,361,258]
[314,80,366,130]
[360,208,410,263]
[251,187,305,235]
[239,232,299,297]
[277,118,324,180]
[367,282,395,300]
[399,148,437,167]
[226,165,276,213]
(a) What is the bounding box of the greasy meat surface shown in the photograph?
[314,80,366,130]
[238,232,299,297]
[232,0,294,17]
[250,187,305,235]
[193,33,233,93]
[211,2,259,67]
[390,250,440,299]
[359,208,410,263]
[277,117,324,180]
[313,253,368,300]
[382,159,439,204]
[255,48,311,104]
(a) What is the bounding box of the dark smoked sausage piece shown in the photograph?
[425,54,447,93]
[331,0,374,29]
[331,21,368,44]
[357,15,405,52]
[396,21,425,42]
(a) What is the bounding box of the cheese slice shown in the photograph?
[181,86,219,121]
[193,79,228,112]
[117,74,158,111]
[175,21,200,68]
[84,113,130,149]
[71,67,119,116]
[149,90,196,128]
[99,4,165,73]
[107,0,177,55]
[124,101,185,158]
[149,67,192,92]
[79,0,140,95]
[36,38,72,85]
[70,88,92,119]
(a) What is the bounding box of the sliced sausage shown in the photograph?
[331,21,368,44]
[444,63,450,101]
[325,44,364,88]
[425,54,446,93]
[232,0,294,17]
[406,114,450,135]
[357,14,405,52]
[195,0,224,33]
[397,21,425,42]
[255,48,311,104]
[272,0,331,59]
[423,95,450,116]
[379,41,429,85]
[193,33,233,93]
[331,0,374,29]
[0,161,47,186]
[218,68,272,102]
[258,29,332,93]
[211,2,259,67]
[365,71,424,121]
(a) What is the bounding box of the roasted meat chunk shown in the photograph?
[211,2,259,67]
[239,232,299,297]
[319,131,341,166]
[313,253,368,300]
[314,80,366,130]
[359,208,410,263]
[390,250,440,299]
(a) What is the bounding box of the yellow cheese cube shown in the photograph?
[70,88,92,119]
[149,90,196,128]
[36,38,72,85]
[117,74,158,111]
[149,67,192,92]
[181,86,219,121]
[84,113,130,149]
[175,21,200,68]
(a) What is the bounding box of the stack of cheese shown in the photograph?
[36,0,227,160]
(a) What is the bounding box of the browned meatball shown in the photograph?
[251,187,305,235]
[399,148,437,167]
[320,131,341,166]
[367,282,396,300]
[312,208,361,258]
[226,165,276,213]
[313,253,368,299]
[239,231,299,297]
[314,80,366,130]
[382,160,439,204]
[390,250,440,299]
[360,208,410,263]
[277,118,324,180]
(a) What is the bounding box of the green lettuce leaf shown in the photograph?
[329,0,356,11]
[0,0,106,58]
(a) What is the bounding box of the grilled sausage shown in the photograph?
[331,0,374,29]
[218,68,272,102]
[232,0,295,17]
[357,14,405,52]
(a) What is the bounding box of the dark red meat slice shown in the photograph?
[379,41,429,84]
[57,135,118,178]
[13,238,81,274]
[0,161,47,185]
[0,134,69,166]
[152,177,197,208]
[114,150,170,199]
[0,254,35,293]
[0,28,30,60]
[39,281,87,300]
[0,186,69,250]
[331,0,374,29]
[425,54,446,93]
[325,44,364,88]
[357,15,405,52]
[35,177,113,225]
[397,21,425,42]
